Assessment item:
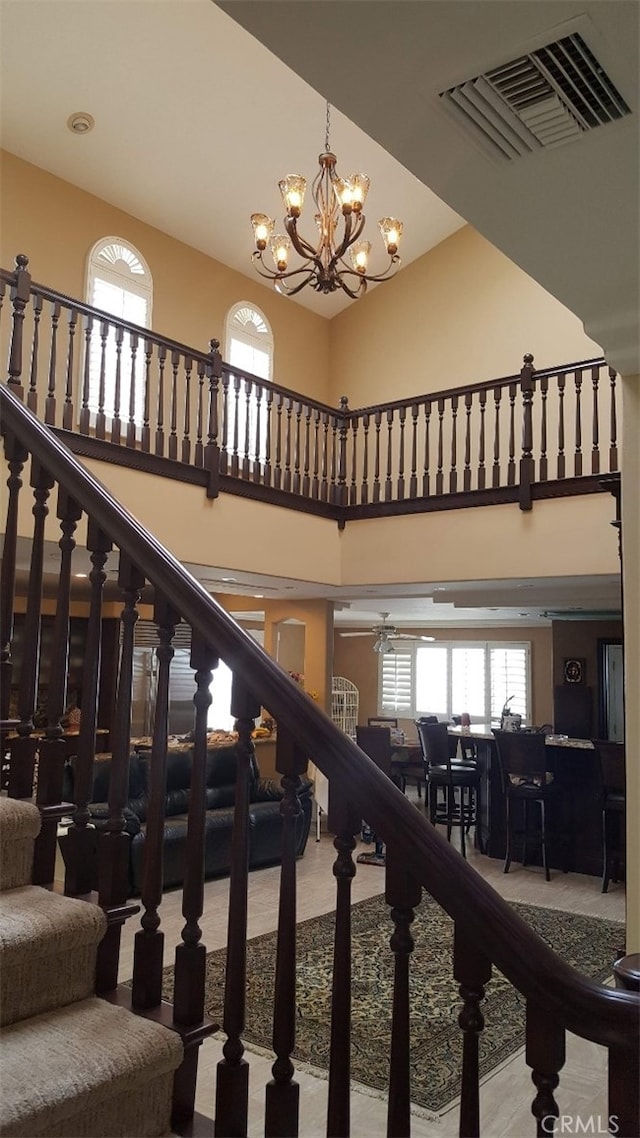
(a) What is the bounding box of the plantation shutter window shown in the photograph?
[451,646,486,719]
[490,646,529,721]
[381,650,412,715]
[415,646,448,718]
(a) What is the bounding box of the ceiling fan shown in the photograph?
[339,613,435,654]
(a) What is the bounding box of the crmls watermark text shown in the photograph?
[541,1116,619,1135]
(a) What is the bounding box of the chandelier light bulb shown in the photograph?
[378,217,403,257]
[251,213,275,251]
[350,240,371,274]
[278,175,307,218]
[269,234,291,272]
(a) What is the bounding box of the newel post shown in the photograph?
[205,338,222,500]
[519,352,536,511]
[8,254,32,398]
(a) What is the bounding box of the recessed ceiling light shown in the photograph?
[220,576,237,583]
[67,112,95,135]
[253,594,264,599]
[75,572,88,578]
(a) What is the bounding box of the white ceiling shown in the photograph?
[0,0,463,319]
[2,0,627,629]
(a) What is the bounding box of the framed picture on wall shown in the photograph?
[563,657,586,684]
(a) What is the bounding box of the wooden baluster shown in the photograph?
[329,411,339,502]
[111,324,124,445]
[127,328,140,445]
[44,301,60,426]
[63,307,77,431]
[155,343,166,456]
[8,254,31,397]
[507,381,517,486]
[361,412,370,504]
[0,433,27,720]
[61,522,112,896]
[574,369,583,476]
[539,376,548,482]
[454,926,491,1138]
[450,393,459,493]
[609,959,639,1138]
[557,373,566,479]
[317,410,328,501]
[96,553,145,994]
[195,359,205,467]
[397,405,406,499]
[182,355,192,464]
[336,395,349,507]
[386,843,422,1138]
[609,367,618,471]
[168,348,179,460]
[283,397,293,492]
[242,377,252,479]
[227,373,239,476]
[373,409,382,503]
[254,385,265,485]
[27,294,43,414]
[265,727,308,1137]
[302,401,311,497]
[0,275,6,331]
[132,596,180,1009]
[422,400,431,496]
[34,489,82,886]
[409,403,418,498]
[10,460,54,800]
[205,340,221,499]
[436,397,445,495]
[519,353,535,512]
[79,312,93,435]
[591,365,600,474]
[526,1002,565,1137]
[385,406,394,502]
[463,391,473,491]
[263,387,273,488]
[141,338,152,453]
[215,676,260,1138]
[96,319,109,440]
[292,399,302,494]
[492,386,502,487]
[349,414,358,505]
[220,368,231,476]
[311,408,321,499]
[326,790,361,1138]
[274,391,284,490]
[477,390,486,490]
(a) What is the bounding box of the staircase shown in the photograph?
[0,795,183,1138]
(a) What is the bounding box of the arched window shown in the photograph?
[224,303,273,463]
[224,302,273,382]
[85,237,153,423]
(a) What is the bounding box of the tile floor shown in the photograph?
[117,796,626,1138]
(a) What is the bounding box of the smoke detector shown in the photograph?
[67,112,95,135]
[439,33,630,161]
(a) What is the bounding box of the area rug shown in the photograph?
[160,894,623,1115]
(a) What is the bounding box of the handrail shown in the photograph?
[1,381,636,1052]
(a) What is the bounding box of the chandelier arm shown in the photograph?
[332,273,367,300]
[335,254,401,285]
[330,209,359,264]
[250,253,320,294]
[284,216,323,262]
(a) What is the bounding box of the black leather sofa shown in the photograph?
[60,743,313,894]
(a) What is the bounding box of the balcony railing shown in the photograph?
[1,256,620,518]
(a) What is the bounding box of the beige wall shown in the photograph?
[621,374,639,951]
[0,151,331,401]
[328,226,603,407]
[333,625,554,732]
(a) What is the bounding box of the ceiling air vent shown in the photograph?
[440,33,631,160]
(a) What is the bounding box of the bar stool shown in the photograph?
[592,739,625,893]
[493,729,569,881]
[417,721,483,858]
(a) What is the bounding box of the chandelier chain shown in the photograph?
[325,101,331,153]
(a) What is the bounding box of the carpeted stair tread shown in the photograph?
[0,887,107,1026]
[0,996,183,1138]
[0,797,41,891]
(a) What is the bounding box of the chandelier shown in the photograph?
[250,103,403,299]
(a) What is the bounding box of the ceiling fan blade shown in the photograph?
[339,631,374,637]
[391,633,436,642]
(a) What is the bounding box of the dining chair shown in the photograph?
[416,721,483,858]
[592,739,625,893]
[492,730,569,881]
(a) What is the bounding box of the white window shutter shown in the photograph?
[381,650,413,715]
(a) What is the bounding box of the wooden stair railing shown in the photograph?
[1,383,637,1138]
[1,254,620,522]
